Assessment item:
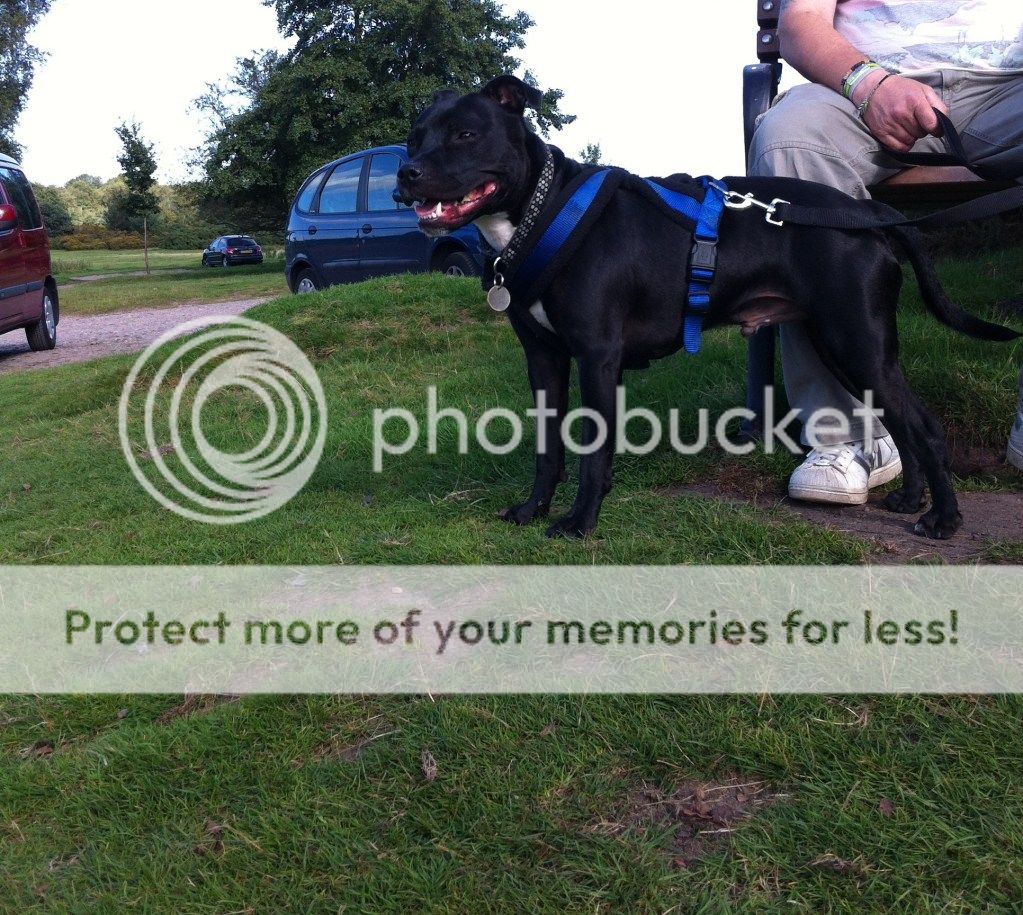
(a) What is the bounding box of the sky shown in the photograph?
[17,0,804,187]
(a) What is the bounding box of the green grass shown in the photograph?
[56,261,289,315]
[50,249,208,282]
[0,253,1021,910]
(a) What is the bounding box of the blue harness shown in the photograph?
[508,171,727,355]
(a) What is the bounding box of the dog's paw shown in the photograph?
[883,488,928,515]
[914,509,963,540]
[501,501,547,526]
[545,513,595,540]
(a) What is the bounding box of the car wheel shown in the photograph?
[201,255,208,267]
[439,251,480,278]
[26,290,58,352]
[294,268,319,294]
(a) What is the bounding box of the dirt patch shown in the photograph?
[0,298,271,375]
[309,720,399,763]
[602,778,779,870]
[671,479,1023,564]
[155,695,236,724]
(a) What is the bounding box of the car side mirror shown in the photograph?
[0,203,17,233]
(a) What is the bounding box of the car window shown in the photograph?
[367,154,406,212]
[318,158,364,215]
[0,166,43,230]
[227,237,256,246]
[296,172,325,213]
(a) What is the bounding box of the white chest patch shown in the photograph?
[474,213,517,252]
[530,301,555,333]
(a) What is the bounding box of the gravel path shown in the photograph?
[0,298,273,376]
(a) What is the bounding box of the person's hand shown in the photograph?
[856,74,949,152]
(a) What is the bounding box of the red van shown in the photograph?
[0,153,58,351]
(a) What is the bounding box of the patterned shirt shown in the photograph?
[832,0,1023,73]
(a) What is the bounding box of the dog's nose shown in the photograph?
[398,163,424,185]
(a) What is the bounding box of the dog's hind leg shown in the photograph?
[882,444,928,515]
[502,337,571,527]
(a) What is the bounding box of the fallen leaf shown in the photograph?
[116,708,130,720]
[21,484,31,492]
[539,722,557,737]
[878,798,895,818]
[421,748,439,783]
[198,819,226,856]
[19,740,54,760]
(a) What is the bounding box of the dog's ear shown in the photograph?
[480,75,544,117]
[432,89,458,105]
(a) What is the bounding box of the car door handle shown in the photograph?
[361,225,374,234]
[308,226,318,235]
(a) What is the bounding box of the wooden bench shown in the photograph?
[741,0,1006,439]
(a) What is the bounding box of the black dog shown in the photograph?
[398,75,1019,540]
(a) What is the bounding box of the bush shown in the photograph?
[52,223,144,250]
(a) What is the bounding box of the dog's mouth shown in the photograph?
[414,181,500,230]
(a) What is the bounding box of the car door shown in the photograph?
[0,165,46,321]
[310,157,367,285]
[360,152,430,279]
[0,176,28,327]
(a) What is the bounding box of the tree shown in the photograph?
[62,175,120,227]
[0,0,51,158]
[113,121,157,231]
[114,121,159,271]
[31,183,72,235]
[194,0,574,226]
[579,143,604,166]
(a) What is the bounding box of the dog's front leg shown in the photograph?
[546,351,621,539]
[502,343,570,526]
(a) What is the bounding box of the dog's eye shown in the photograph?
[457,131,477,141]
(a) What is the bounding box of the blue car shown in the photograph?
[285,145,486,293]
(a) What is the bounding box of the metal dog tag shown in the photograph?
[488,285,512,312]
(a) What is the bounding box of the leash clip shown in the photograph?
[723,191,789,227]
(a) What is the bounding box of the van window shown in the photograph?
[0,166,43,230]
[318,159,364,215]
[367,154,405,211]
[296,172,325,213]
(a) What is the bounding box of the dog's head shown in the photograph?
[398,75,545,235]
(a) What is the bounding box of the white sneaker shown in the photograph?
[789,436,902,506]
[1009,415,1023,472]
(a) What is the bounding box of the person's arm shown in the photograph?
[779,0,949,152]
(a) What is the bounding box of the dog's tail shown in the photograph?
[887,225,1021,342]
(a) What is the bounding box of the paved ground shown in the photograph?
[62,269,195,284]
[0,298,272,375]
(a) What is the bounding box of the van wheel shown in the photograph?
[26,290,58,352]
[439,251,480,278]
[294,268,319,294]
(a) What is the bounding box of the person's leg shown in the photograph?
[953,72,1023,180]
[748,82,919,501]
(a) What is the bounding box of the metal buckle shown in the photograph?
[723,191,789,227]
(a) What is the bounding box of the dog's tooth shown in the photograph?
[432,202,443,218]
